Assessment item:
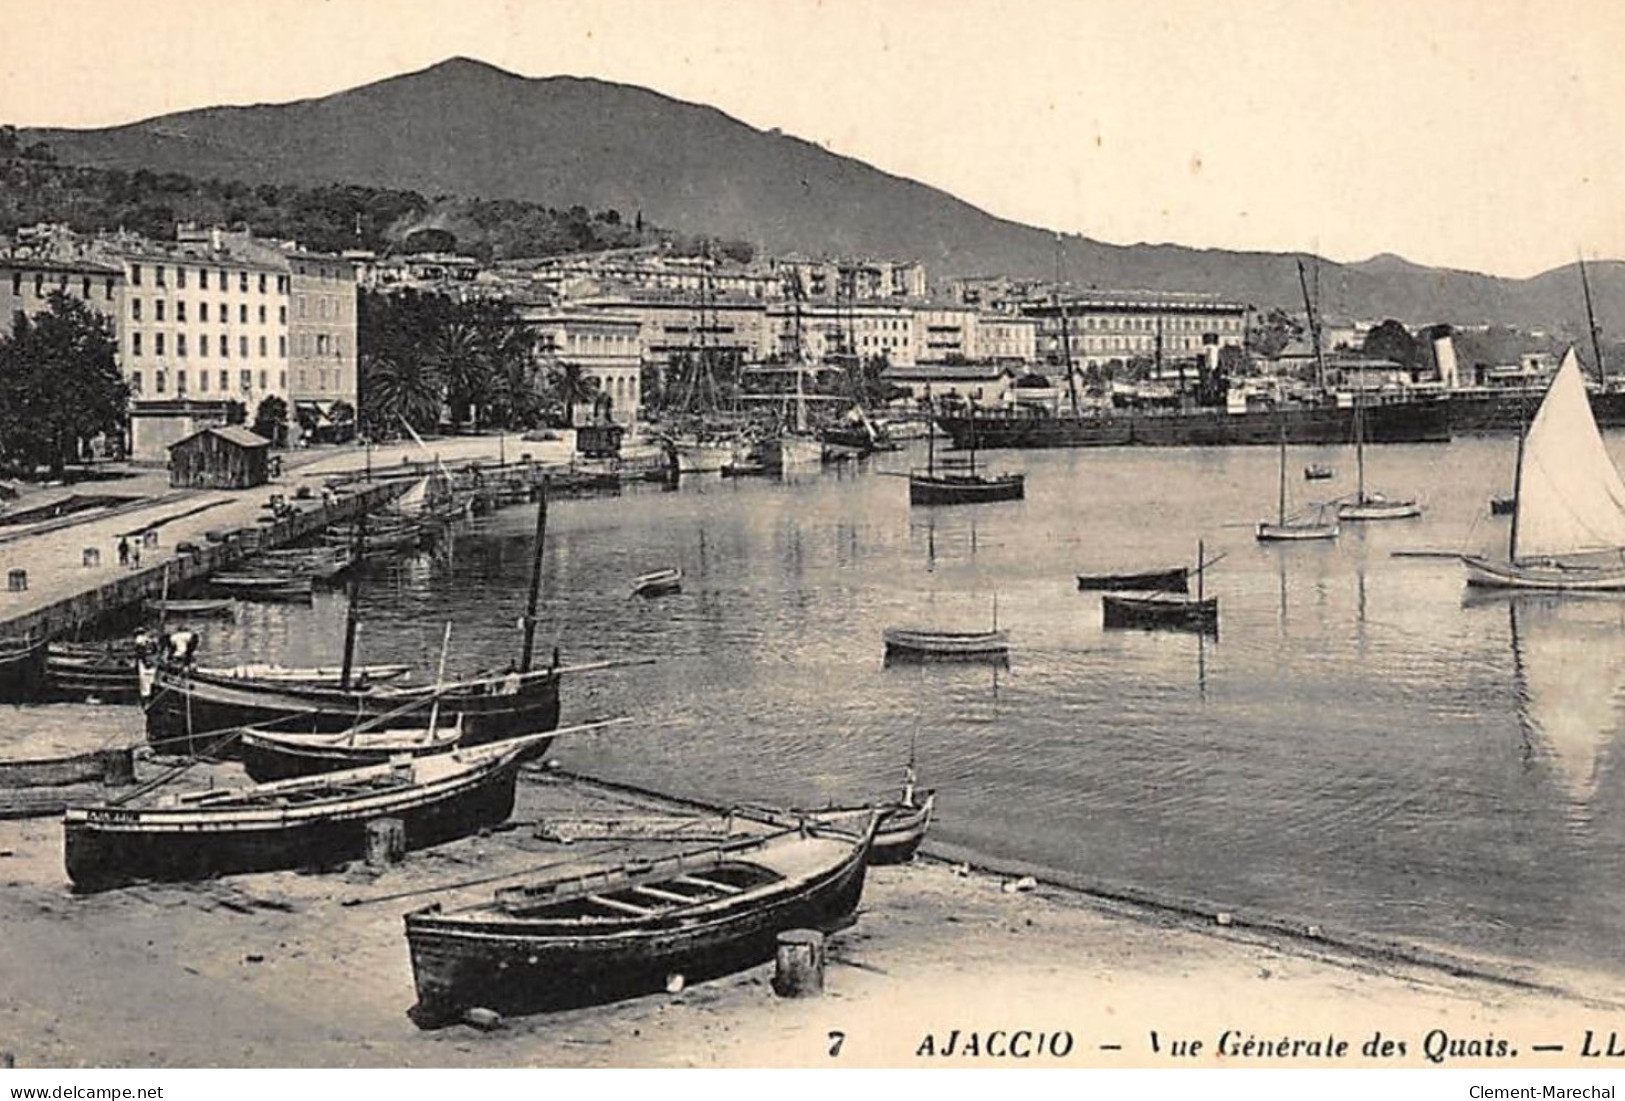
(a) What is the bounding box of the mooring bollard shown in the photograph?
[772,928,826,998]
[142,530,159,550]
[82,547,101,568]
[6,569,25,592]
[365,818,407,867]
[98,747,136,787]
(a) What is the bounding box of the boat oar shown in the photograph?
[1390,549,1464,559]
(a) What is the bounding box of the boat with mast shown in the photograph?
[1461,348,1625,590]
[1334,279,1421,521]
[1099,541,1221,635]
[1256,425,1339,541]
[908,394,1025,506]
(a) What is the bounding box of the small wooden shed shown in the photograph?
[168,425,272,490]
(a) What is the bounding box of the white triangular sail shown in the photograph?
[1514,349,1625,560]
[392,476,432,517]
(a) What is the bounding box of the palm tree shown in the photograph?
[427,317,491,430]
[360,352,442,438]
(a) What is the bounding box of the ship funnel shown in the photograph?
[1433,333,1459,388]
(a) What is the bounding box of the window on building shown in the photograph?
[176,301,187,323]
[8,273,17,296]
[239,335,248,358]
[131,332,142,356]
[199,302,208,323]
[259,370,268,390]
[318,368,327,391]
[239,271,248,293]
[278,371,286,390]
[154,266,166,288]
[155,300,165,322]
[199,370,208,392]
[222,333,231,358]
[176,369,187,394]
[259,336,267,357]
[155,333,165,356]
[155,369,166,394]
[278,335,286,357]
[105,278,114,300]
[297,295,307,319]
[239,304,247,324]
[176,268,186,290]
[258,305,266,324]
[258,273,267,294]
[131,299,142,321]
[33,274,43,297]
[240,370,252,392]
[131,370,142,394]
[218,370,227,391]
[81,277,91,298]
[279,306,287,324]
[131,264,143,287]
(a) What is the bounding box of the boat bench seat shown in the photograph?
[586,893,656,917]
[673,874,743,895]
[631,884,698,905]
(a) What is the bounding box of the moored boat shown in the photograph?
[63,731,556,892]
[1462,348,1625,591]
[1101,590,1218,635]
[143,598,235,618]
[882,626,1009,662]
[629,568,683,598]
[909,396,1025,506]
[46,641,141,703]
[1256,429,1339,542]
[210,573,314,602]
[403,817,875,1025]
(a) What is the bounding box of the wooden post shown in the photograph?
[365,818,407,867]
[98,747,136,787]
[772,928,826,998]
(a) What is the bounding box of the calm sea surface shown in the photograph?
[185,435,1625,982]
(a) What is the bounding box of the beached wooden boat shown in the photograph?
[882,626,1009,662]
[197,662,413,687]
[1075,567,1190,593]
[1102,590,1219,635]
[238,714,465,783]
[63,731,554,892]
[143,662,564,757]
[0,748,109,789]
[781,791,935,866]
[629,567,683,598]
[404,817,875,1025]
[144,598,235,618]
[0,635,46,703]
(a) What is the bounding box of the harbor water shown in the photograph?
[168,436,1625,985]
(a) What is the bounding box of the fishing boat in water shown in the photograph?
[403,816,875,1025]
[143,598,234,619]
[629,568,683,598]
[1099,541,1220,635]
[209,573,314,603]
[1462,348,1625,590]
[883,626,1009,663]
[1336,370,1422,522]
[909,397,1024,506]
[0,635,46,703]
[63,730,555,892]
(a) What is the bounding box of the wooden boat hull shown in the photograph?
[0,749,109,789]
[1461,555,1625,592]
[1102,592,1218,635]
[1338,498,1421,521]
[210,576,314,603]
[1255,521,1339,542]
[1076,568,1189,593]
[143,664,561,757]
[0,637,46,703]
[239,725,462,783]
[403,831,871,1025]
[909,473,1025,506]
[46,646,140,703]
[63,755,523,892]
[883,628,1009,663]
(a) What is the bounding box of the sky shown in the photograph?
[4,0,1623,278]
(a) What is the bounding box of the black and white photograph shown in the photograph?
[2,0,1625,1085]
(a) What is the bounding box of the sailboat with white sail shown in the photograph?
[1461,348,1625,590]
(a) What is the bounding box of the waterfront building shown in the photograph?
[768,300,917,367]
[975,315,1039,366]
[1022,290,1248,370]
[284,249,359,442]
[769,257,927,301]
[519,306,644,425]
[883,363,1019,406]
[578,293,771,378]
[0,254,123,329]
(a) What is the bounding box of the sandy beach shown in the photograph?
[1,763,1620,1071]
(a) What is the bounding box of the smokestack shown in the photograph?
[1432,333,1459,389]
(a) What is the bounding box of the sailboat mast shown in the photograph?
[1197,538,1205,603]
[1509,407,1526,564]
[339,511,367,690]
[1277,427,1288,525]
[1297,259,1327,393]
[1355,372,1366,504]
[1055,235,1078,415]
[926,388,936,477]
[518,479,549,673]
[1581,253,1607,389]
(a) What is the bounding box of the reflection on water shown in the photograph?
[160,436,1625,983]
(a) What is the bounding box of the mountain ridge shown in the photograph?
[14,56,1623,337]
